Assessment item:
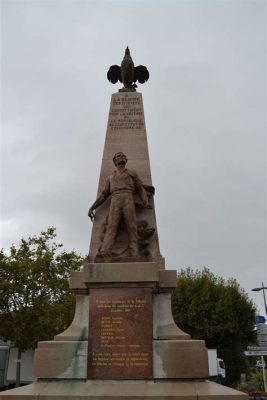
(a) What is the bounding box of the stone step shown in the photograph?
[0,380,248,400]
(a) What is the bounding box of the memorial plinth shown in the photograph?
[0,50,248,400]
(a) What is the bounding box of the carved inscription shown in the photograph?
[88,288,153,379]
[108,94,144,131]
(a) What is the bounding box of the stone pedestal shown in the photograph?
[32,262,208,381]
[0,262,247,399]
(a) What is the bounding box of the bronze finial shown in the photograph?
[107,47,149,92]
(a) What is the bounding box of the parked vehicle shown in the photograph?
[0,344,9,389]
[0,341,35,389]
[208,349,226,383]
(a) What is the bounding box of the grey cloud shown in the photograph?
[1,0,266,315]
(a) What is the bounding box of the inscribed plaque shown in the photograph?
[108,94,145,132]
[88,287,153,379]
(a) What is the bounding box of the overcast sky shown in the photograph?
[1,0,266,316]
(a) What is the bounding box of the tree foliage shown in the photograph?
[172,268,257,384]
[172,267,256,348]
[250,369,267,392]
[0,228,83,351]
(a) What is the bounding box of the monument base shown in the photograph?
[0,380,247,400]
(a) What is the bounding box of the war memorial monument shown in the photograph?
[0,48,247,399]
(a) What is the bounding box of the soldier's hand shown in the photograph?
[88,208,95,222]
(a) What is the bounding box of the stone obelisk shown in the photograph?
[0,48,247,400]
[88,90,163,266]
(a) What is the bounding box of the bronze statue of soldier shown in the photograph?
[88,152,151,258]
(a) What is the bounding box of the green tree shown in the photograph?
[250,369,267,392]
[0,228,83,387]
[172,267,257,385]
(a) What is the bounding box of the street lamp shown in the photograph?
[252,282,267,317]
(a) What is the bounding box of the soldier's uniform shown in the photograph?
[98,168,148,257]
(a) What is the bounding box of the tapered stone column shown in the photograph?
[88,92,164,267]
